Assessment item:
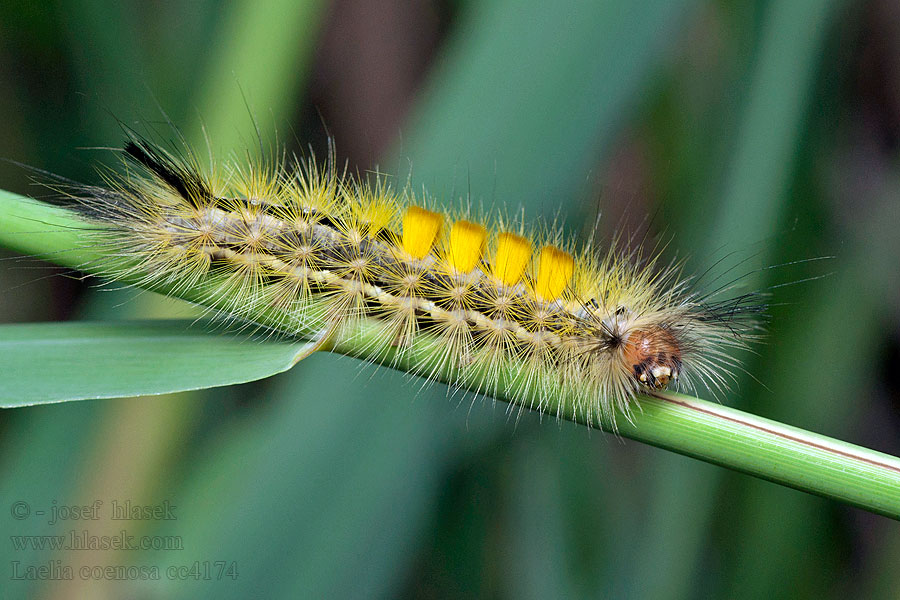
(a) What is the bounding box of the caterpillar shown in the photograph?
[38,134,761,428]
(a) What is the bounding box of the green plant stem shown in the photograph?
[2,188,899,520]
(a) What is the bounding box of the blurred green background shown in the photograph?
[1,0,900,598]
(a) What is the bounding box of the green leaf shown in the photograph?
[187,0,327,155]
[630,0,843,597]
[0,321,306,406]
[398,0,698,223]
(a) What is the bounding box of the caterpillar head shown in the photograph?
[622,326,682,390]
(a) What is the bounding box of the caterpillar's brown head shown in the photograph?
[623,326,682,390]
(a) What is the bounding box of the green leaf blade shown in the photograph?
[0,320,305,406]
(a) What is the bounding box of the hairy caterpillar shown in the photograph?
[35,134,761,427]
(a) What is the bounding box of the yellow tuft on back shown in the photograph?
[354,195,397,237]
[448,220,487,273]
[493,232,532,286]
[402,206,443,259]
[535,246,574,301]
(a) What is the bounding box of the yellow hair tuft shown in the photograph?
[356,196,397,237]
[448,220,487,273]
[402,206,442,259]
[493,232,532,286]
[535,246,574,301]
